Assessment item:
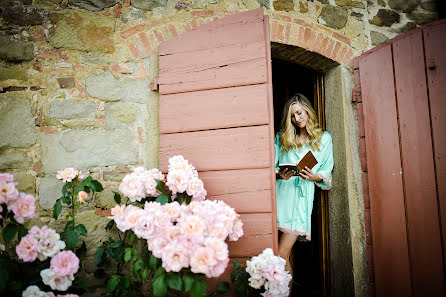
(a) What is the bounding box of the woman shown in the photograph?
[275,93,334,279]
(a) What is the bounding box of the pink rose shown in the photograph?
[0,181,19,204]
[16,234,38,262]
[50,250,79,276]
[22,285,55,297]
[40,268,74,291]
[161,243,189,272]
[133,216,155,239]
[0,173,15,184]
[77,191,88,202]
[8,192,36,223]
[229,217,244,241]
[186,178,207,200]
[190,246,217,277]
[119,173,145,202]
[56,168,79,183]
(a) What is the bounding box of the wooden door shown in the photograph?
[355,19,446,297]
[157,8,277,285]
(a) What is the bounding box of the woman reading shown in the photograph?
[275,93,334,281]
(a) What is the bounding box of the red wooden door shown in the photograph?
[157,8,277,285]
[356,19,446,297]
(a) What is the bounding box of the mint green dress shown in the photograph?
[275,131,334,241]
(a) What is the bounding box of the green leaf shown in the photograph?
[113,191,121,204]
[234,260,241,269]
[167,273,183,291]
[156,194,169,205]
[124,248,132,262]
[218,282,229,293]
[53,200,62,220]
[142,268,149,280]
[74,186,85,195]
[110,241,123,248]
[153,274,167,297]
[183,274,194,292]
[81,176,92,186]
[106,274,121,294]
[65,221,75,231]
[112,246,124,263]
[186,195,192,205]
[191,276,207,297]
[62,183,70,196]
[129,231,136,244]
[2,223,17,243]
[88,180,104,192]
[75,224,87,236]
[76,241,87,256]
[63,230,78,250]
[94,246,104,265]
[17,225,28,241]
[61,195,72,205]
[150,255,158,270]
[105,220,115,230]
[155,179,166,194]
[154,266,166,279]
[177,195,185,205]
[0,269,9,292]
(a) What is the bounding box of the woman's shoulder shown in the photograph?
[320,131,332,144]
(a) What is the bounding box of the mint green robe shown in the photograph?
[275,131,334,241]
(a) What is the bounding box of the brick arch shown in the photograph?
[118,9,355,69]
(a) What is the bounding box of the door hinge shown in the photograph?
[427,58,436,70]
[150,77,159,91]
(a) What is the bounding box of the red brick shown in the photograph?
[95,208,111,217]
[324,38,335,58]
[362,172,370,209]
[102,65,110,71]
[279,15,292,22]
[135,62,146,79]
[284,23,291,43]
[153,29,165,43]
[296,26,305,48]
[313,32,324,53]
[342,47,353,65]
[168,24,178,37]
[38,49,68,60]
[293,18,311,27]
[331,41,341,61]
[129,43,139,59]
[33,160,42,172]
[123,0,130,6]
[332,31,351,45]
[40,126,58,134]
[120,24,145,39]
[114,3,121,18]
[367,245,375,282]
[357,103,365,138]
[100,11,111,16]
[320,36,329,55]
[277,23,284,41]
[191,10,214,16]
[359,137,367,171]
[137,127,144,143]
[347,57,354,69]
[138,32,153,54]
[303,27,316,51]
[337,45,348,62]
[364,209,373,245]
[191,19,198,29]
[271,20,278,41]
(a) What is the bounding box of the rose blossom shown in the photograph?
[190,246,217,277]
[205,238,228,261]
[179,215,204,236]
[0,181,19,204]
[186,178,207,201]
[16,234,38,262]
[162,201,181,221]
[77,191,88,202]
[161,243,189,272]
[133,216,155,239]
[22,285,55,297]
[56,168,79,183]
[8,192,36,223]
[229,217,244,241]
[123,206,144,230]
[50,250,79,276]
[0,173,15,184]
[119,173,145,202]
[35,226,66,261]
[40,268,74,291]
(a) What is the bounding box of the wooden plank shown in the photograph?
[263,14,278,254]
[228,234,274,257]
[159,84,269,133]
[158,57,267,94]
[359,45,412,297]
[159,10,264,55]
[393,31,445,297]
[239,213,273,236]
[200,168,272,213]
[159,40,266,76]
[424,22,446,276]
[159,125,271,172]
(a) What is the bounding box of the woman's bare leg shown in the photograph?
[278,233,298,276]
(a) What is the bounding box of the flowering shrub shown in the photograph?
[0,171,102,296]
[95,155,242,297]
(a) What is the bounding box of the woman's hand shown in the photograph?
[299,166,322,182]
[278,168,295,180]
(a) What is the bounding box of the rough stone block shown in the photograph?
[105,102,138,127]
[96,187,121,208]
[369,9,401,27]
[408,11,437,25]
[86,72,150,103]
[420,1,438,12]
[57,77,75,89]
[370,31,389,46]
[0,36,34,62]
[0,66,27,81]
[318,5,348,30]
[0,3,45,26]
[68,0,120,11]
[273,0,295,11]
[130,0,168,11]
[50,11,115,53]
[38,177,64,210]
[335,0,365,8]
[0,98,37,149]
[0,151,33,170]
[399,21,417,33]
[40,129,138,173]
[13,173,36,194]
[50,100,97,119]
[388,0,419,13]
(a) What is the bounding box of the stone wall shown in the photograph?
[0,0,440,296]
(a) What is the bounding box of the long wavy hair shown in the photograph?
[279,93,323,151]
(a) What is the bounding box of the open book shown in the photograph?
[278,151,318,176]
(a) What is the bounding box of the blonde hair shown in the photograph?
[279,93,323,151]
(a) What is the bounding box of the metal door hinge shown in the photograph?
[427,58,436,70]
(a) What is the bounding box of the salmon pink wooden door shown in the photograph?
[157,7,277,277]
[356,19,446,297]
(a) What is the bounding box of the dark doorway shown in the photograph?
[271,57,328,297]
